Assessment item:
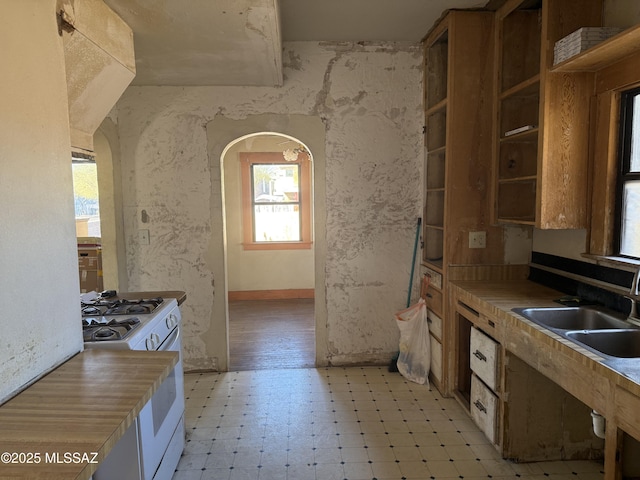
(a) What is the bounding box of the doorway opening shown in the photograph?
[222,133,316,370]
[228,298,315,370]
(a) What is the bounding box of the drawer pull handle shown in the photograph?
[488,320,495,328]
[427,318,432,324]
[473,350,487,362]
[426,293,433,298]
[474,400,487,413]
[459,301,479,317]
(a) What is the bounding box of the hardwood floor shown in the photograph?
[228,298,315,371]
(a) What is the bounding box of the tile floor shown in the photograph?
[173,367,604,480]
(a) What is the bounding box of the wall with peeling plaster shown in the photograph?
[114,41,424,371]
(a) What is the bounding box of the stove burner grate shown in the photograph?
[82,317,141,342]
[81,297,164,317]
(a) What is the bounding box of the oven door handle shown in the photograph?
[158,326,180,352]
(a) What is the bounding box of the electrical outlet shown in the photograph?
[469,231,486,249]
[139,229,150,245]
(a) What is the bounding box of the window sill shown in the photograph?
[243,241,313,251]
[581,253,640,271]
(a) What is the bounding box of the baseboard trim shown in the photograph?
[228,289,315,301]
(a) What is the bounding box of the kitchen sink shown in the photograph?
[565,329,640,358]
[512,305,640,359]
[512,306,632,331]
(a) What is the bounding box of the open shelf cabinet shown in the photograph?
[491,0,603,228]
[422,10,505,393]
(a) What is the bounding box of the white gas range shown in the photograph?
[80,292,185,480]
[81,295,181,351]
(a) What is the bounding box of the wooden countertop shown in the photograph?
[0,349,178,480]
[450,279,640,397]
[117,290,187,305]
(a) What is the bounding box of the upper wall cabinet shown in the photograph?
[492,0,603,229]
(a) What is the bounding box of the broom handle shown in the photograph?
[406,217,422,308]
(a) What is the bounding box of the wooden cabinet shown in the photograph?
[423,10,502,270]
[494,6,541,224]
[470,374,499,444]
[552,23,640,256]
[455,301,503,447]
[430,311,443,381]
[470,326,501,445]
[424,26,447,267]
[430,335,443,385]
[451,285,603,458]
[422,10,506,393]
[423,269,444,386]
[470,327,500,391]
[492,0,602,228]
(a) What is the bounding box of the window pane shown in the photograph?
[620,180,640,258]
[252,164,299,203]
[254,204,301,242]
[631,95,640,173]
[72,162,101,237]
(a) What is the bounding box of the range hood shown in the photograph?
[59,0,135,155]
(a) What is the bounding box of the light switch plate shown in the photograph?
[139,229,150,245]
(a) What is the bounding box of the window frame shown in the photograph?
[587,59,640,267]
[240,152,312,251]
[614,87,640,260]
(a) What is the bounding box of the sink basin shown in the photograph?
[512,306,632,331]
[565,330,640,358]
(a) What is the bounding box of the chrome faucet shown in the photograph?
[625,268,640,325]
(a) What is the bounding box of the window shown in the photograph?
[241,152,312,250]
[72,158,101,237]
[616,88,640,259]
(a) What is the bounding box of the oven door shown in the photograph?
[137,327,185,480]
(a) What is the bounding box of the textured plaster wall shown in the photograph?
[0,1,83,402]
[116,42,423,371]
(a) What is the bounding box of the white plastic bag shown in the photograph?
[395,298,431,385]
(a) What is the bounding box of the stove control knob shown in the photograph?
[146,333,159,351]
[166,313,178,329]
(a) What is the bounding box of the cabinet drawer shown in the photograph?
[470,327,500,391]
[470,374,498,444]
[424,287,443,317]
[430,334,442,383]
[423,267,442,290]
[427,310,442,340]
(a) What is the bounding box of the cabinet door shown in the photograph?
[427,309,442,340]
[470,327,500,391]
[424,287,443,318]
[470,374,498,444]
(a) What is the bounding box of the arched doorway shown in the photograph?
[222,133,315,370]
[205,113,328,372]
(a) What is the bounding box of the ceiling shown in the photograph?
[103,0,489,87]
